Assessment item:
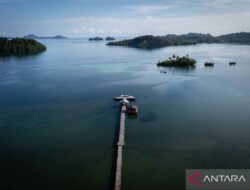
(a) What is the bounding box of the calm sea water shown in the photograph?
[1,39,250,190]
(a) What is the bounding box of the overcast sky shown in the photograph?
[0,0,250,37]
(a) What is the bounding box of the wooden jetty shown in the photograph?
[114,105,126,190]
[114,95,136,190]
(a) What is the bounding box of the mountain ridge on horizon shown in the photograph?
[23,34,67,39]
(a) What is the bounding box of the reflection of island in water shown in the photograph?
[158,66,197,76]
[0,38,47,57]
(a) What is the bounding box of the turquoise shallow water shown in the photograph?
[1,39,250,190]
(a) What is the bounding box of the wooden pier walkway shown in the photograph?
[114,105,126,190]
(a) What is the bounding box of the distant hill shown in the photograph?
[216,32,250,44]
[24,34,67,39]
[0,37,47,56]
[107,32,250,49]
[107,35,177,49]
[161,33,216,44]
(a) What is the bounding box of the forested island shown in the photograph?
[107,32,250,49]
[105,37,116,41]
[157,55,197,67]
[0,38,47,56]
[89,37,104,41]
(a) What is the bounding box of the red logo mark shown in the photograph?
[188,172,203,186]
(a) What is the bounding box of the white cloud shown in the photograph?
[71,27,106,34]
[30,11,250,37]
[202,0,233,7]
[200,0,250,7]
[127,5,173,13]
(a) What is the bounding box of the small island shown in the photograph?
[229,62,236,65]
[157,55,197,67]
[88,37,103,41]
[105,37,116,41]
[204,62,215,67]
[0,37,47,57]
